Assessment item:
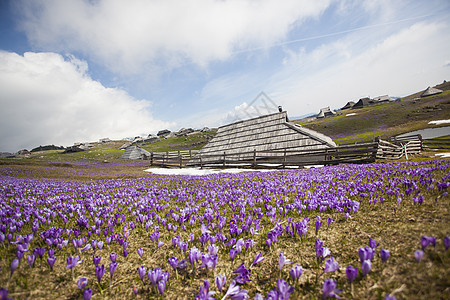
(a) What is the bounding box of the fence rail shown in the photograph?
[146,134,450,169]
[422,138,450,150]
[149,143,378,169]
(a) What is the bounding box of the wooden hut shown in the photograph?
[120,145,150,160]
[352,97,374,109]
[316,106,336,118]
[341,101,355,110]
[188,111,336,166]
[420,86,443,97]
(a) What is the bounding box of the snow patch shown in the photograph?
[435,153,450,158]
[428,119,450,125]
[144,167,279,176]
[346,113,357,117]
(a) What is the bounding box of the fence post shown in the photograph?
[253,149,256,167]
[418,134,423,151]
[200,155,203,169]
[166,151,169,167]
[150,152,153,165]
[223,152,226,167]
[179,154,182,168]
[283,149,286,168]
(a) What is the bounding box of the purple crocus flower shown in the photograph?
[444,236,450,251]
[361,260,371,277]
[200,253,218,270]
[315,239,330,262]
[83,288,92,300]
[251,252,265,267]
[327,217,334,227]
[156,240,164,250]
[208,244,219,256]
[157,280,166,296]
[315,216,322,234]
[421,236,436,250]
[414,250,424,262]
[254,294,263,300]
[27,254,35,268]
[34,247,45,261]
[290,264,303,283]
[47,256,57,271]
[278,251,291,271]
[10,258,19,277]
[189,247,200,268]
[276,278,294,299]
[385,294,397,300]
[346,265,358,283]
[222,280,244,299]
[233,263,251,284]
[138,265,147,282]
[358,247,372,262]
[148,268,162,286]
[110,252,117,262]
[81,244,91,252]
[77,277,88,290]
[110,261,118,281]
[215,274,226,292]
[137,248,143,258]
[66,256,83,269]
[369,238,379,249]
[93,255,101,267]
[168,256,179,271]
[229,248,237,261]
[0,288,9,300]
[323,257,339,274]
[380,249,390,263]
[195,279,215,300]
[322,278,341,299]
[96,264,105,284]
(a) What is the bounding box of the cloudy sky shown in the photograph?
[0,0,449,152]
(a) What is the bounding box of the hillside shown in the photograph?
[1,82,449,163]
[294,81,450,145]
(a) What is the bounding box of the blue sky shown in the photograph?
[0,0,449,152]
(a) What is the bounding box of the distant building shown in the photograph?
[341,101,355,110]
[352,97,374,109]
[372,95,394,103]
[316,107,336,118]
[420,86,443,97]
[157,129,171,137]
[99,138,112,143]
[120,145,150,160]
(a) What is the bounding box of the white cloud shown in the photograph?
[271,20,450,115]
[14,0,331,74]
[0,51,173,152]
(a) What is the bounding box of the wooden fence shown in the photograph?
[147,134,450,169]
[149,150,199,168]
[376,134,422,160]
[422,138,450,150]
[149,143,378,169]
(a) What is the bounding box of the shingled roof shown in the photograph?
[120,145,150,159]
[190,111,335,164]
[421,86,443,97]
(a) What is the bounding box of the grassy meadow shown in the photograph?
[0,84,449,300]
[0,157,449,299]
